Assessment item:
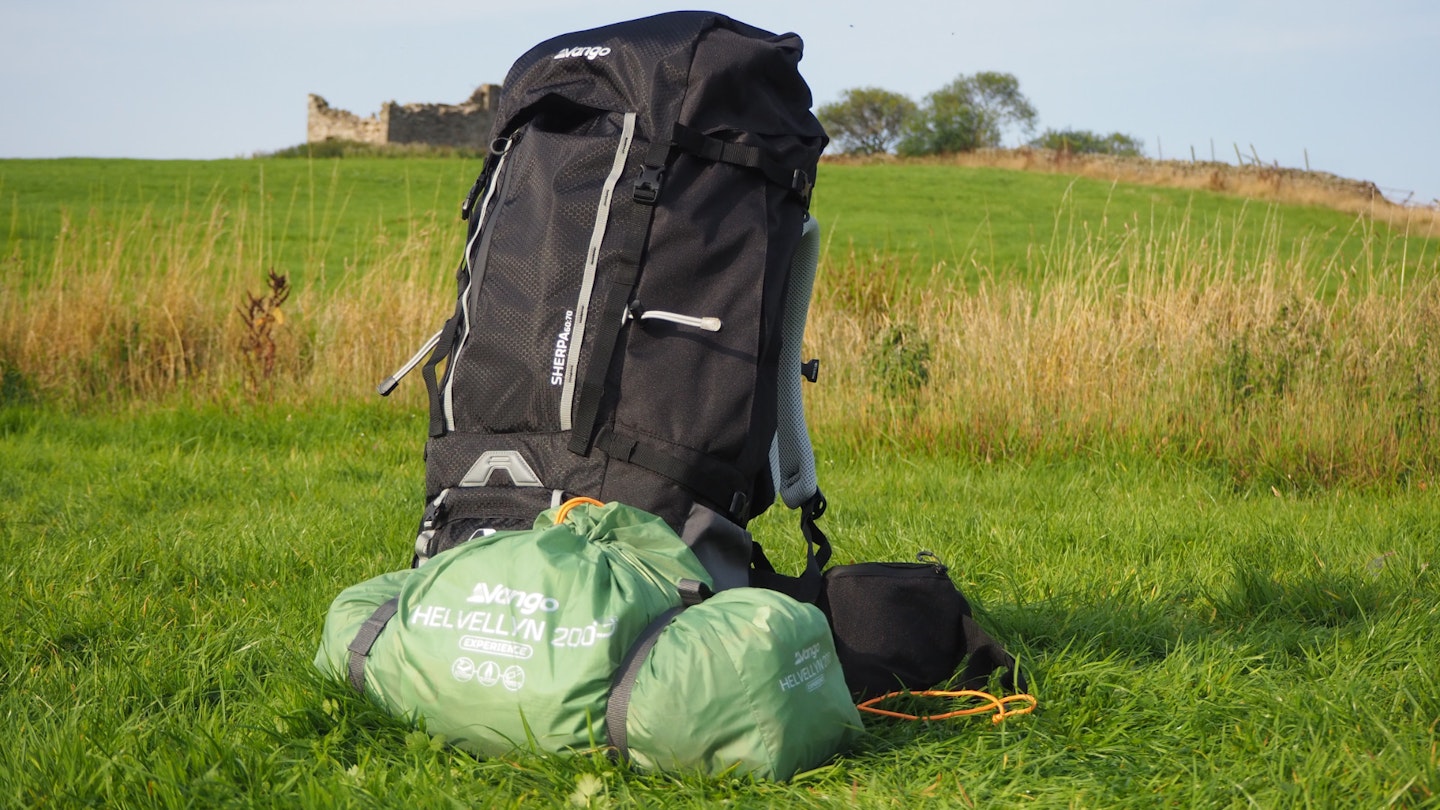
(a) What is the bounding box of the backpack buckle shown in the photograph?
[790,169,813,207]
[633,165,665,205]
[801,358,820,383]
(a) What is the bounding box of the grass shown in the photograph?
[2,405,1436,807]
[3,155,1440,806]
[811,162,1439,284]
[1,157,483,287]
[805,205,1440,491]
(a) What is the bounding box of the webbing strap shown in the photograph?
[568,135,672,456]
[670,124,813,205]
[346,597,400,694]
[748,492,831,603]
[605,605,681,761]
[606,579,710,761]
[421,306,463,438]
[594,428,749,519]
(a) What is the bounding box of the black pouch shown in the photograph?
[817,551,1025,699]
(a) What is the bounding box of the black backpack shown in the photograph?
[380,11,831,592]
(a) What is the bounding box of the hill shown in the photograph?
[824,148,1440,241]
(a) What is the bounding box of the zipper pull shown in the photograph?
[916,550,948,574]
[622,300,722,332]
[459,136,516,220]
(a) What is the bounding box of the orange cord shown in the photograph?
[554,496,605,525]
[857,690,1037,724]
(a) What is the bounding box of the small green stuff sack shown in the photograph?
[616,587,862,780]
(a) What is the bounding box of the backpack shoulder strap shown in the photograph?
[769,215,822,510]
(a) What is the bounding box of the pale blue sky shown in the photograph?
[3,0,1437,205]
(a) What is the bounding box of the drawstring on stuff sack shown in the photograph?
[554,496,606,525]
[857,690,1037,724]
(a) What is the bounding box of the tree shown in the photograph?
[898,71,1038,156]
[817,87,918,155]
[1031,128,1145,157]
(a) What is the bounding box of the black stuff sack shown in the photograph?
[817,551,1025,699]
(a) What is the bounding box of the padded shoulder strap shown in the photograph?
[769,216,821,509]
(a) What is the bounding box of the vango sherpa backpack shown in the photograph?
[380,11,832,591]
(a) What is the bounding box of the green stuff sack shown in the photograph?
[612,588,863,781]
[315,501,711,757]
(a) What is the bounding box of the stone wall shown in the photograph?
[307,84,501,149]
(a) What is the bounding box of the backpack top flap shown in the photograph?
[493,11,826,150]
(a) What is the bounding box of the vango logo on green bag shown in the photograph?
[467,582,561,615]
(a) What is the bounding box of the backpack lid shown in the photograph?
[492,11,826,151]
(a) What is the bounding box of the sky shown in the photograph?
[2,0,1437,206]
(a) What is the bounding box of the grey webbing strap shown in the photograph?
[605,606,681,761]
[605,580,711,761]
[346,597,400,694]
[567,135,671,457]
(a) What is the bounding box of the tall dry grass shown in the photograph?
[806,205,1440,488]
[0,200,455,408]
[2,196,1437,488]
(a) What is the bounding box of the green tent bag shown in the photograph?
[315,501,710,756]
[611,587,863,780]
[315,501,861,778]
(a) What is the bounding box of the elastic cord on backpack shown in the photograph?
[856,690,1037,724]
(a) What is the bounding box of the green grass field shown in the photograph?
[2,156,1438,807]
[812,163,1437,287]
[1,157,483,289]
[6,158,1435,289]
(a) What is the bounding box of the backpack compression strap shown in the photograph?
[567,133,671,458]
[346,597,400,694]
[670,124,814,206]
[605,579,712,762]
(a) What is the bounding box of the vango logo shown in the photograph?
[554,45,611,61]
[467,582,561,615]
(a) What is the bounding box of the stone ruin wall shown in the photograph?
[307,84,501,149]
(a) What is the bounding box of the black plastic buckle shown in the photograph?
[801,358,820,383]
[805,491,827,521]
[420,498,446,531]
[459,174,484,221]
[633,165,665,205]
[791,169,813,207]
[729,491,750,519]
